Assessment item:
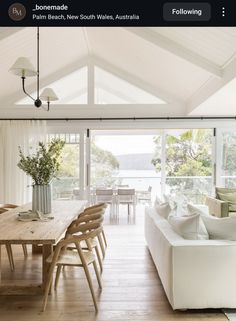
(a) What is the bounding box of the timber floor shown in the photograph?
[0,204,226,321]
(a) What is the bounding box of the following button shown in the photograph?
[163,2,211,21]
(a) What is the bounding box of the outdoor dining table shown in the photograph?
[0,200,87,295]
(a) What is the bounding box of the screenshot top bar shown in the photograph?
[1,0,236,26]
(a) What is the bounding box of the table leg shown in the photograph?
[42,244,53,292]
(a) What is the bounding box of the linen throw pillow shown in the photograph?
[200,215,236,240]
[168,213,209,240]
[216,187,236,196]
[187,203,236,240]
[155,202,172,219]
[217,192,236,212]
[187,203,209,216]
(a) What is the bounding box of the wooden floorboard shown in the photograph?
[0,204,227,321]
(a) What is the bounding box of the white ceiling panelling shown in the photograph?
[150,27,236,68]
[189,77,236,116]
[0,26,236,118]
[95,66,166,104]
[87,27,211,102]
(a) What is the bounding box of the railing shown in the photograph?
[52,175,213,204]
[165,176,212,203]
[220,176,236,188]
[52,177,80,200]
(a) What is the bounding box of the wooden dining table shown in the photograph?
[0,200,87,295]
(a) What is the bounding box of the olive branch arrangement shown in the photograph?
[17,139,65,185]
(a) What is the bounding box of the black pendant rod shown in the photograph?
[1,116,236,121]
[34,27,42,108]
[37,26,40,100]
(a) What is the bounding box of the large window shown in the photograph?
[90,131,161,202]
[220,129,236,188]
[48,133,80,200]
[47,128,216,204]
[91,129,213,204]
[163,129,213,203]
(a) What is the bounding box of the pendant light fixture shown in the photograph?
[9,27,58,111]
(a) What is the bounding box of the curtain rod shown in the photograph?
[0,116,236,121]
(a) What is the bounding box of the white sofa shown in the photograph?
[145,207,236,310]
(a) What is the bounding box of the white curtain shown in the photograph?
[0,120,46,205]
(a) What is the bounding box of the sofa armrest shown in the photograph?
[172,242,236,309]
[205,196,229,217]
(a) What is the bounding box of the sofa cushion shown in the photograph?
[201,215,236,240]
[168,214,209,240]
[187,203,209,216]
[216,187,236,196]
[155,202,172,219]
[217,192,236,212]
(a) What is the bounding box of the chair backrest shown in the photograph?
[117,189,135,195]
[0,208,7,214]
[66,212,104,236]
[117,189,136,203]
[0,204,18,209]
[95,189,114,203]
[84,203,107,212]
[52,223,103,263]
[96,189,113,195]
[79,208,105,219]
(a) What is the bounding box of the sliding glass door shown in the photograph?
[90,130,161,202]
[164,129,213,203]
[47,127,217,204]
[217,129,236,188]
[48,133,80,200]
[89,129,214,204]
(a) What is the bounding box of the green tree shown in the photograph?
[91,142,119,186]
[58,144,80,177]
[152,129,212,176]
[152,129,213,202]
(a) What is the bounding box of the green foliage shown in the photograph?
[18,139,65,185]
[152,129,213,202]
[91,142,119,186]
[58,144,80,177]
[152,129,212,177]
[222,132,236,176]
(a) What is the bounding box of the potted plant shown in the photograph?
[18,138,65,214]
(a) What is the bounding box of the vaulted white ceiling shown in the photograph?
[0,26,236,118]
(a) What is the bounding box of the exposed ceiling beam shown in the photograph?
[92,55,184,105]
[0,27,23,41]
[0,102,186,118]
[124,27,222,78]
[186,56,236,114]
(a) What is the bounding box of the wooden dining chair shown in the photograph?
[116,188,136,216]
[42,220,103,312]
[95,189,115,214]
[81,206,107,259]
[67,211,105,272]
[84,203,108,248]
[0,204,28,271]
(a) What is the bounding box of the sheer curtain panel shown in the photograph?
[0,120,46,205]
